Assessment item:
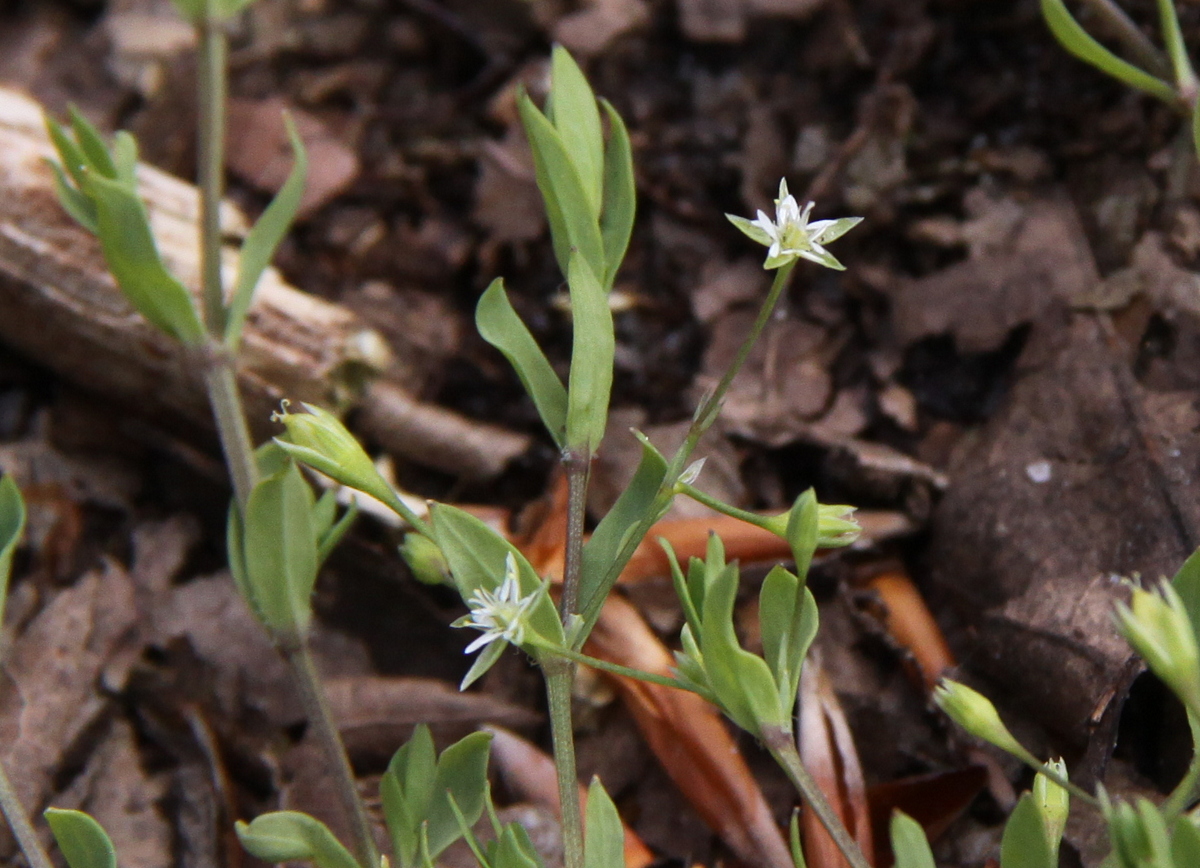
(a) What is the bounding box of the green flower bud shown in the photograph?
[758,500,861,550]
[934,679,1041,767]
[400,533,451,586]
[273,402,421,528]
[1033,758,1070,858]
[1116,582,1200,716]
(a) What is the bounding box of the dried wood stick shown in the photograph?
[0,87,528,480]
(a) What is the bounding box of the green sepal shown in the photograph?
[517,90,605,281]
[598,99,635,290]
[548,46,604,219]
[1000,794,1056,868]
[785,488,819,578]
[584,778,624,868]
[889,811,935,868]
[565,251,614,453]
[226,113,308,349]
[44,809,117,868]
[475,279,567,447]
[1039,0,1177,104]
[0,474,27,629]
[578,431,668,632]
[235,811,359,868]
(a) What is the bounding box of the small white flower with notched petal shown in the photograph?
[456,554,540,654]
[727,179,862,271]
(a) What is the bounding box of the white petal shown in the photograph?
[464,632,499,654]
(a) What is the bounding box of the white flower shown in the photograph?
[727,179,862,271]
[457,554,540,653]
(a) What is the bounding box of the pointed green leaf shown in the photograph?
[1000,794,1055,868]
[426,731,493,858]
[1040,0,1177,104]
[583,778,624,868]
[518,91,605,280]
[599,99,635,289]
[382,724,438,868]
[226,114,308,349]
[759,565,818,712]
[1173,546,1200,646]
[45,809,117,868]
[84,173,205,343]
[235,811,360,868]
[726,213,772,246]
[240,461,318,635]
[68,106,118,179]
[46,160,98,234]
[430,503,563,646]
[889,811,935,868]
[565,252,614,452]
[578,432,668,628]
[489,823,544,868]
[548,46,604,218]
[0,474,27,629]
[788,810,808,868]
[810,216,862,245]
[475,279,567,446]
[46,116,90,189]
[701,555,784,735]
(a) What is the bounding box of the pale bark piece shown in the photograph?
[0,87,528,479]
[0,560,139,857]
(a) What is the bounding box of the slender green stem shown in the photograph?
[543,658,584,868]
[577,262,799,638]
[531,640,683,690]
[1080,0,1170,78]
[684,262,794,459]
[202,348,259,511]
[678,482,774,530]
[0,762,55,868]
[197,6,228,338]
[559,448,590,625]
[279,636,380,868]
[763,730,872,868]
[1156,0,1198,104]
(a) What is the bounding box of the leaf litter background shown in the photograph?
[3,0,1200,865]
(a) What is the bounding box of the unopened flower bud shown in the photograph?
[1033,758,1070,855]
[400,533,451,586]
[274,402,416,525]
[934,679,1040,767]
[1116,582,1200,716]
